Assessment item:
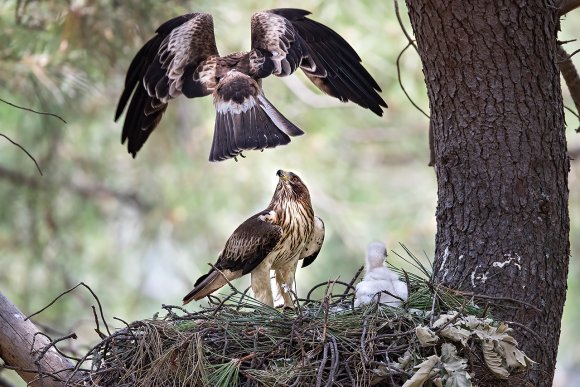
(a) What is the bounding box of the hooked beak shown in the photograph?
[276,170,289,181]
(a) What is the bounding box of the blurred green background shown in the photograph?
[0,0,578,385]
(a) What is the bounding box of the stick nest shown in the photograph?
[65,252,533,386]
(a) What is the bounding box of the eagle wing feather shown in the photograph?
[251,8,387,116]
[115,13,219,157]
[300,216,325,268]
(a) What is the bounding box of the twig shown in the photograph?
[504,320,544,346]
[431,301,467,332]
[360,317,371,364]
[369,329,415,341]
[315,340,329,387]
[0,133,43,176]
[91,306,107,339]
[394,0,418,52]
[0,97,66,123]
[449,289,542,313]
[396,43,430,119]
[31,332,80,362]
[339,266,364,302]
[112,317,138,343]
[307,279,350,303]
[26,282,111,337]
[560,48,580,61]
[161,304,189,317]
[326,336,339,387]
[394,0,430,119]
[235,286,253,311]
[383,347,398,386]
[565,105,580,119]
[429,287,438,326]
[557,44,580,126]
[0,364,75,384]
[65,334,120,385]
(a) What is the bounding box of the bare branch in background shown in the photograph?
[26,282,111,338]
[396,43,430,120]
[0,133,43,176]
[394,0,433,165]
[394,0,418,53]
[0,95,69,176]
[0,165,151,211]
[0,97,66,124]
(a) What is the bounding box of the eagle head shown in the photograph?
[366,242,388,270]
[273,170,311,204]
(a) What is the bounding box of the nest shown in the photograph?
[64,250,533,386]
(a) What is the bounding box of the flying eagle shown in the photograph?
[354,242,408,307]
[183,170,325,307]
[115,8,387,162]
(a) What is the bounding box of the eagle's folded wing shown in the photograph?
[300,216,325,268]
[115,13,219,157]
[221,210,283,274]
[183,210,283,304]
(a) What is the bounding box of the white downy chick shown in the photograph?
[354,242,408,307]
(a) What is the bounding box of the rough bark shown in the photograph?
[0,292,77,386]
[405,1,569,386]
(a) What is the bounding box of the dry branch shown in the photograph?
[0,292,78,386]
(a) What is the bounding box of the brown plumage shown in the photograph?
[115,9,387,162]
[183,170,325,307]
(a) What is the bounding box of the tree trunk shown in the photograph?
[0,292,77,386]
[405,1,569,386]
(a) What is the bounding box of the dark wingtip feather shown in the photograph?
[280,11,388,116]
[301,251,320,268]
[268,8,312,19]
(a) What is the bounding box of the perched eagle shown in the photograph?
[183,170,325,307]
[115,8,387,162]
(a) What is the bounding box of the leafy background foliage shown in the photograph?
[0,0,578,384]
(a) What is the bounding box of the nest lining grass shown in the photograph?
[68,249,532,386]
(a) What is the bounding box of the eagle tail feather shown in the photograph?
[183,270,228,305]
[209,93,303,162]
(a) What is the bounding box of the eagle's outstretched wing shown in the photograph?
[183,210,283,304]
[115,13,219,157]
[250,8,387,116]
